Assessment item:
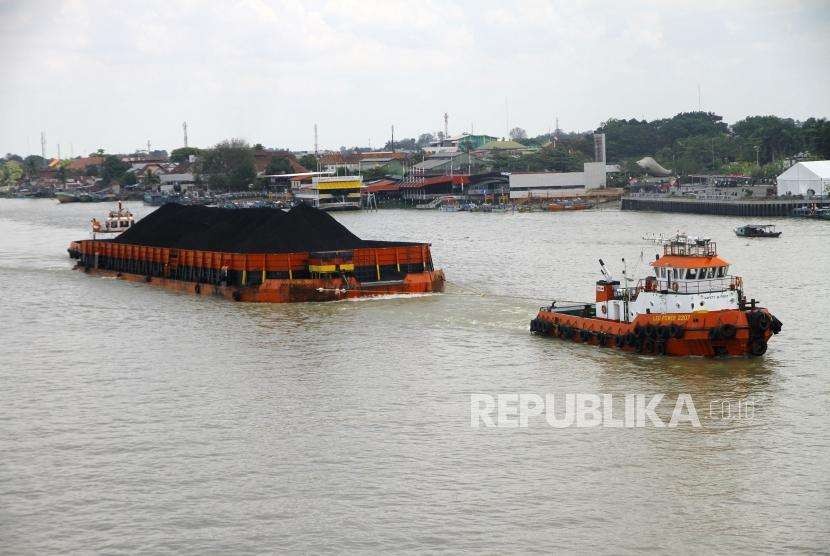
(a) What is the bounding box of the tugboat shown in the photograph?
[734,224,781,238]
[90,202,134,237]
[530,234,782,357]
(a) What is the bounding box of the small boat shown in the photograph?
[91,202,134,237]
[734,224,781,238]
[548,199,593,211]
[529,234,782,357]
[792,206,830,220]
[56,192,80,204]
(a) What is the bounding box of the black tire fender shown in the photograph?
[721,323,737,340]
[749,337,768,356]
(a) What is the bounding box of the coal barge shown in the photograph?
[67,204,444,302]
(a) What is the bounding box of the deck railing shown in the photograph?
[617,276,742,299]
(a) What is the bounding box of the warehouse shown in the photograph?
[509,162,609,199]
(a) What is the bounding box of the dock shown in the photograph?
[621,196,830,217]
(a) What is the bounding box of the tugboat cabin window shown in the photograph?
[686,268,698,279]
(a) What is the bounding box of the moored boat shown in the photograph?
[734,224,781,238]
[530,234,782,357]
[548,199,593,211]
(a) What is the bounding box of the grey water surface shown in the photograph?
[1,199,828,553]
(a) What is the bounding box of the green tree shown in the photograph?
[23,155,48,177]
[122,172,138,186]
[170,147,201,163]
[197,139,256,191]
[0,160,23,188]
[416,133,434,147]
[732,116,801,165]
[800,118,830,159]
[298,154,317,171]
[265,156,291,175]
[100,155,130,185]
[509,127,528,141]
[56,161,70,184]
[143,170,161,189]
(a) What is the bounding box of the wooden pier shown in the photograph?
[621,196,830,217]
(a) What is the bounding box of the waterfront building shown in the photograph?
[509,162,610,199]
[776,161,830,197]
[293,175,364,210]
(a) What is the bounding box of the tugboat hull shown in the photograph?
[531,307,781,357]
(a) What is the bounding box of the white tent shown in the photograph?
[776,161,830,197]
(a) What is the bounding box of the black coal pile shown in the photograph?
[113,203,412,253]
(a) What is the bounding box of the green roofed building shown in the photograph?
[477,140,536,156]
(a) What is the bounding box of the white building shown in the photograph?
[776,161,830,197]
[509,162,611,199]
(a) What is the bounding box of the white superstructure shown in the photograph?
[595,235,743,323]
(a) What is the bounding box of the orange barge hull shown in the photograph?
[68,239,444,303]
[530,307,781,357]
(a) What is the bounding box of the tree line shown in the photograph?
[595,112,830,177]
[4,111,829,189]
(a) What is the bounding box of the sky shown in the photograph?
[1,0,829,158]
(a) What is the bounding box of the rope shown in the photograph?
[447,282,583,304]
[315,282,585,305]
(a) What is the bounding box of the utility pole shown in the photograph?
[391,124,395,152]
[505,98,509,138]
[147,140,151,156]
[183,121,188,148]
[40,131,46,158]
[313,123,318,156]
[443,112,449,140]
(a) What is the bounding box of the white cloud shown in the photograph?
[0,0,828,155]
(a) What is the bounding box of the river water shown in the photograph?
[1,199,828,553]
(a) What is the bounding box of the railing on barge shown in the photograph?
[69,240,435,286]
